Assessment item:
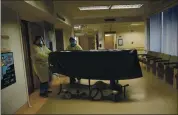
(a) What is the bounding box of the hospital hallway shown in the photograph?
[15,65,178,114]
[1,0,178,114]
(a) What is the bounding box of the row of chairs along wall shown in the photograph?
[139,51,178,90]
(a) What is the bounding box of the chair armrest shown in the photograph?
[148,57,162,61]
[155,60,169,62]
[138,54,146,56]
[169,62,178,64]
[146,55,155,58]
[146,57,156,59]
[164,62,178,65]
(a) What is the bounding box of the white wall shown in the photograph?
[98,25,145,50]
[116,25,145,49]
[63,29,72,49]
[1,5,28,114]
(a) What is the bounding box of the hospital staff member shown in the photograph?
[66,37,83,50]
[66,37,83,84]
[33,36,52,98]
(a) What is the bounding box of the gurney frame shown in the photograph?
[57,79,129,102]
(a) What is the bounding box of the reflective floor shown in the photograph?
[16,67,178,114]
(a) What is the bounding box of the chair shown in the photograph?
[156,54,171,78]
[149,53,165,75]
[145,52,160,72]
[173,66,178,89]
[164,56,178,85]
[139,51,154,63]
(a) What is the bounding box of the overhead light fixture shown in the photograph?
[131,23,143,26]
[78,6,110,11]
[111,4,143,9]
[75,33,85,36]
[74,25,81,29]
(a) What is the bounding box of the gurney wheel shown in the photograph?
[90,88,103,101]
[64,91,72,99]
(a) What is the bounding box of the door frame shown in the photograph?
[20,20,35,95]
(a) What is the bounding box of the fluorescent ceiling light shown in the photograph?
[131,23,143,26]
[111,4,143,9]
[105,34,113,36]
[79,6,110,11]
[75,33,85,36]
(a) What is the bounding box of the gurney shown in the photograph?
[49,49,142,102]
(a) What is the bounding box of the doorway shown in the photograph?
[20,20,34,95]
[55,29,64,51]
[27,22,45,89]
[78,36,96,50]
[104,33,115,49]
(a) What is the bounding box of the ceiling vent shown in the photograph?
[104,18,116,22]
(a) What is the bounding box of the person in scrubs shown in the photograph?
[32,36,52,98]
[66,37,83,84]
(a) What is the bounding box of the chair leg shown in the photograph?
[176,74,178,89]
[165,68,174,85]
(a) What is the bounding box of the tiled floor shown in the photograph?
[15,67,178,114]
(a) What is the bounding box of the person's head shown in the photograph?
[69,37,76,47]
[33,36,44,47]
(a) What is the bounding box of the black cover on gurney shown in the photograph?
[49,50,142,80]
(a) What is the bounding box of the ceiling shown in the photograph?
[74,22,145,36]
[54,0,178,35]
[2,0,177,31]
[53,0,166,25]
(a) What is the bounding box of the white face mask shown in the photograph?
[40,40,43,45]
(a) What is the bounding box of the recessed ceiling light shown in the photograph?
[78,6,110,11]
[111,4,143,9]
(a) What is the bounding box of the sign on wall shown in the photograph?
[1,52,16,89]
[118,39,123,46]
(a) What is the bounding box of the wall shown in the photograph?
[116,25,145,49]
[1,5,28,114]
[63,29,72,49]
[98,24,145,51]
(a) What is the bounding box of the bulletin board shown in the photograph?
[1,52,16,89]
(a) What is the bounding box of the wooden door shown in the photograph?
[20,20,34,95]
[104,35,114,49]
